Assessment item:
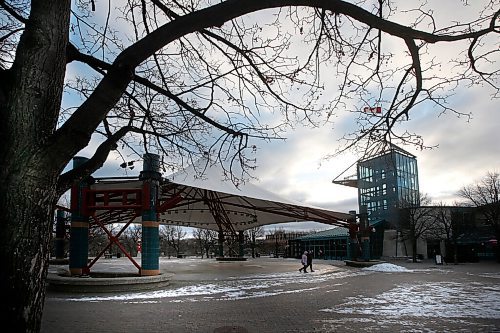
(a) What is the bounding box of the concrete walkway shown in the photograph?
[47,256,340,292]
[42,257,500,333]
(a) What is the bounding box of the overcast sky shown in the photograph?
[82,83,499,233]
[253,87,499,231]
[67,1,499,233]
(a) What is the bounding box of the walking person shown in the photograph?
[306,250,314,272]
[299,250,308,273]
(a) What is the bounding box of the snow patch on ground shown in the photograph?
[54,268,367,303]
[468,272,500,279]
[320,281,500,319]
[362,263,410,272]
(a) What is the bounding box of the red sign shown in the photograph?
[364,106,382,113]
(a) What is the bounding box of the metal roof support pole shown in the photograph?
[238,231,244,258]
[140,153,162,276]
[204,190,238,258]
[359,205,371,261]
[223,231,240,258]
[69,156,91,275]
[348,210,359,261]
[86,212,141,272]
[217,230,224,258]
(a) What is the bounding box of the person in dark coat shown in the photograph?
[306,250,314,272]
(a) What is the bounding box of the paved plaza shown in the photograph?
[42,257,500,332]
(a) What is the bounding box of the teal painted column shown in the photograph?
[69,156,90,275]
[140,153,161,276]
[55,210,66,259]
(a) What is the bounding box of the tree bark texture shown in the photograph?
[0,1,71,331]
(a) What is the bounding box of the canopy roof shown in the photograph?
[91,159,351,232]
[297,227,349,241]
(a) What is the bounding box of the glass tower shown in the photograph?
[357,145,419,228]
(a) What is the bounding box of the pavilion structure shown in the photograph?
[60,153,352,276]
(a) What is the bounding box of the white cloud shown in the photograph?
[62,1,499,230]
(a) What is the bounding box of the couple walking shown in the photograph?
[298,250,314,273]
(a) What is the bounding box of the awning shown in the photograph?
[158,159,351,231]
[90,159,352,232]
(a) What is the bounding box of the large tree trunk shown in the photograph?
[0,1,71,331]
[0,170,59,332]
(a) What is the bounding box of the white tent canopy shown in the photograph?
[89,159,351,231]
[158,159,351,232]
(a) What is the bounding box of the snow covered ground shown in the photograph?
[60,266,364,303]
[320,281,500,318]
[362,263,411,272]
[318,263,500,332]
[44,260,500,332]
[54,262,499,321]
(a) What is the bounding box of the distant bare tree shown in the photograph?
[193,228,218,258]
[459,171,500,262]
[87,224,122,257]
[245,226,265,258]
[160,225,187,258]
[268,227,288,257]
[399,193,434,262]
[120,224,142,256]
[431,202,460,264]
[87,226,108,257]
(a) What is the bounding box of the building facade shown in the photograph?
[287,227,351,260]
[357,145,420,229]
[334,143,420,259]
